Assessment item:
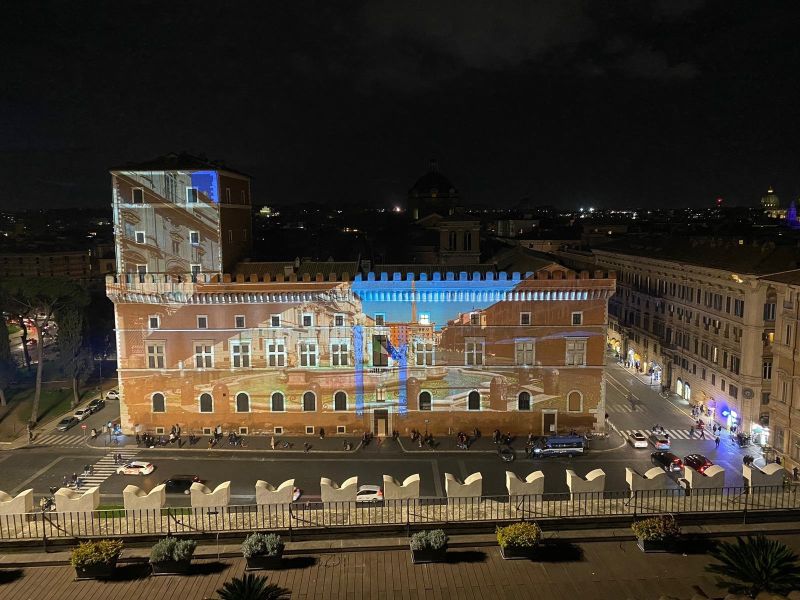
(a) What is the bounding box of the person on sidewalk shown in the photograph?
[270,436,276,450]
[714,435,720,448]
[689,425,695,438]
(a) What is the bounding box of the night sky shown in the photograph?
[2,1,799,210]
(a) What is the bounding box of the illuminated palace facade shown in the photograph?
[108,156,616,438]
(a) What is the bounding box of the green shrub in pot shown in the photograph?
[149,537,197,574]
[497,522,541,558]
[632,515,679,552]
[410,529,448,564]
[71,540,123,578]
[242,532,284,558]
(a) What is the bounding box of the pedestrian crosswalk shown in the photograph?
[622,429,702,441]
[31,433,88,447]
[73,451,140,491]
[607,403,649,413]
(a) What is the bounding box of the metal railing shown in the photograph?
[1,485,797,541]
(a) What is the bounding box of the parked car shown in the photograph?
[629,431,648,449]
[163,475,203,494]
[683,454,713,474]
[87,398,105,413]
[116,461,155,476]
[105,390,119,400]
[56,417,79,431]
[649,431,671,450]
[355,485,384,503]
[651,451,683,473]
[73,408,92,421]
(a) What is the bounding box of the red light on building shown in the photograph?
[716,197,724,206]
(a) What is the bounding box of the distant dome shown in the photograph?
[409,160,457,198]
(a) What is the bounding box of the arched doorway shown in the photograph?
[676,378,684,397]
[683,383,691,402]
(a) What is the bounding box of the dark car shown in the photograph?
[87,398,106,413]
[163,475,203,495]
[56,416,79,431]
[651,451,683,473]
[683,453,713,474]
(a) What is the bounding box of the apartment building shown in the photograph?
[558,237,796,444]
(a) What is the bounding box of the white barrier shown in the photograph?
[0,489,33,515]
[625,467,669,495]
[685,465,725,490]
[190,481,231,508]
[566,469,606,499]
[383,474,421,500]
[255,479,295,505]
[505,471,544,497]
[445,472,482,498]
[320,477,358,502]
[55,486,100,513]
[123,484,166,511]
[742,463,783,489]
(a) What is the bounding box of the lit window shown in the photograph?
[419,312,431,326]
[194,344,213,368]
[267,340,286,367]
[146,343,165,369]
[234,315,246,329]
[465,338,485,366]
[231,343,250,368]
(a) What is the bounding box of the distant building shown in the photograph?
[408,160,458,220]
[496,219,539,238]
[761,187,780,209]
[0,249,92,281]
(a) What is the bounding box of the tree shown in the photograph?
[706,534,800,597]
[215,574,290,600]
[0,277,88,424]
[56,307,94,408]
[0,313,16,407]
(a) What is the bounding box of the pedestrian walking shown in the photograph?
[689,426,694,438]
[270,436,276,450]
[700,429,706,439]
[714,435,720,448]
[303,442,311,453]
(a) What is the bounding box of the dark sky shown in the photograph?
[2,1,799,210]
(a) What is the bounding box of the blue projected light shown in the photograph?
[190,171,220,204]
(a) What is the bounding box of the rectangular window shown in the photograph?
[305,426,314,435]
[148,315,160,329]
[334,314,345,327]
[235,315,246,329]
[565,338,587,366]
[190,231,200,245]
[520,312,531,326]
[186,187,198,203]
[302,313,313,327]
[730,355,740,375]
[374,313,385,326]
[761,392,770,405]
[146,343,165,369]
[131,188,144,204]
[300,340,317,367]
[418,312,431,326]
[270,315,281,327]
[465,338,485,366]
[415,341,435,366]
[241,190,246,204]
[191,264,201,278]
[515,341,534,366]
[763,361,772,380]
[231,343,250,368]
[711,373,716,386]
[136,264,147,282]
[470,312,481,326]
[266,340,286,367]
[331,340,349,366]
[135,231,146,244]
[764,302,776,321]
[571,312,583,326]
[197,315,208,329]
[226,188,231,204]
[729,384,738,399]
[372,335,389,367]
[786,324,792,345]
[721,379,726,392]
[711,346,719,364]
[734,299,745,318]
[194,344,213,368]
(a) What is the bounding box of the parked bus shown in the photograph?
[530,435,585,458]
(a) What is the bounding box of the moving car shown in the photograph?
[105,390,119,400]
[116,461,155,475]
[629,431,649,448]
[56,416,78,431]
[163,475,203,494]
[651,451,683,473]
[649,431,671,450]
[73,408,92,421]
[355,485,384,503]
[87,398,105,413]
[683,454,713,474]
[530,435,585,458]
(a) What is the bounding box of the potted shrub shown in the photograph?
[496,522,542,559]
[242,532,285,570]
[631,515,679,553]
[410,529,448,564]
[71,539,123,579]
[149,537,197,574]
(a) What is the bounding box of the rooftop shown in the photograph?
[110,152,249,177]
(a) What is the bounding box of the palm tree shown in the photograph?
[216,573,290,600]
[705,534,800,597]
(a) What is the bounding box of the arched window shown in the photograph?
[467,390,481,411]
[334,391,347,411]
[199,392,213,413]
[152,392,165,413]
[567,390,582,412]
[271,392,285,412]
[235,392,250,413]
[419,391,432,411]
[303,391,316,412]
[518,391,531,411]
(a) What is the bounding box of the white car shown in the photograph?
[629,432,649,449]
[73,408,92,421]
[116,461,155,476]
[105,390,119,400]
[355,485,384,503]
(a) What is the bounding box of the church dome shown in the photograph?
[409,160,457,198]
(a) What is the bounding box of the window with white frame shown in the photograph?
[231,342,250,368]
[571,312,583,326]
[266,339,286,367]
[194,343,213,368]
[465,338,485,366]
[191,264,201,278]
[415,340,435,366]
[146,343,165,369]
[131,188,144,204]
[302,313,313,327]
[235,392,250,412]
[334,314,345,327]
[135,231,146,244]
[190,231,200,245]
[331,340,349,366]
[374,313,385,326]
[565,338,587,366]
[271,392,285,412]
[763,360,772,380]
[299,340,317,367]
[148,315,160,329]
[186,187,198,203]
[418,312,431,325]
[372,335,389,367]
[270,315,281,327]
[234,315,245,329]
[470,312,480,325]
[334,391,347,411]
[519,312,531,326]
[197,315,208,329]
[515,341,534,365]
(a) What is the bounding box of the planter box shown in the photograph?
[150,559,193,575]
[499,546,538,560]
[245,555,283,570]
[637,538,674,553]
[74,559,117,580]
[410,547,447,564]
